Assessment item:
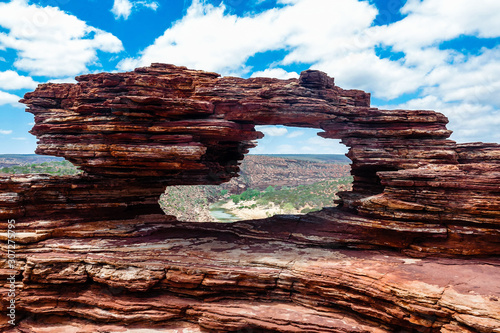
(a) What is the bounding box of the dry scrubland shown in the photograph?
[160,155,352,221]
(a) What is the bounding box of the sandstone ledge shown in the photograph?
[1,225,499,332]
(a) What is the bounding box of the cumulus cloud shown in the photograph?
[314,51,422,99]
[379,0,500,50]
[111,0,159,20]
[118,0,289,74]
[111,0,133,19]
[257,125,288,136]
[376,95,500,143]
[366,0,500,96]
[276,144,296,153]
[422,47,500,108]
[0,0,123,77]
[116,0,449,98]
[46,77,78,84]
[363,0,500,143]
[251,68,299,79]
[287,130,304,138]
[0,90,21,106]
[302,137,347,154]
[0,129,13,135]
[0,70,38,90]
[118,0,377,75]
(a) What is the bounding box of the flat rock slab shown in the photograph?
[2,229,499,332]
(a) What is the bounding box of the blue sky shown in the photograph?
[0,0,499,155]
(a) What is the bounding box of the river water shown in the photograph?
[209,202,240,223]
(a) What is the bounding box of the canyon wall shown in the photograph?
[0,64,499,332]
[221,155,351,193]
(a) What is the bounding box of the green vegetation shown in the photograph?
[0,161,81,175]
[160,177,353,222]
[159,185,226,222]
[254,154,350,164]
[230,188,260,204]
[224,177,353,213]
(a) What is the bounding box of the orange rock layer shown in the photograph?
[0,64,499,332]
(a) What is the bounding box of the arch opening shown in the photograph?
[159,125,353,222]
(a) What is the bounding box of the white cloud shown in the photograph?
[257,125,288,136]
[12,137,27,140]
[377,95,500,143]
[251,68,299,79]
[287,130,304,138]
[139,1,159,11]
[367,0,500,144]
[0,129,13,135]
[0,90,21,106]
[46,77,78,84]
[118,0,377,76]
[119,0,288,74]
[365,0,500,101]
[314,51,422,99]
[115,0,413,97]
[306,136,338,147]
[0,70,38,90]
[111,0,133,19]
[422,47,500,108]
[302,137,347,154]
[276,144,295,153]
[397,0,500,45]
[116,57,141,71]
[0,0,123,77]
[111,0,159,20]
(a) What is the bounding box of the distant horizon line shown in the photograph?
[248,153,347,155]
[1,153,348,157]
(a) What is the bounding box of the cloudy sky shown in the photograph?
[0,0,499,154]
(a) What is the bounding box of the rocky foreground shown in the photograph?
[0,64,499,332]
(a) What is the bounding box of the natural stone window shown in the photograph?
[160,125,353,222]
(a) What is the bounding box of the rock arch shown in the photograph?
[22,64,457,212]
[16,64,499,253]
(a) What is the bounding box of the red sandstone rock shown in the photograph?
[1,231,499,332]
[0,64,498,332]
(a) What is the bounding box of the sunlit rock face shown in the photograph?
[0,64,498,332]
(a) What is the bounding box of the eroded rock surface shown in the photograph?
[1,64,499,332]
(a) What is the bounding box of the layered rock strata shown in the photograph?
[1,224,499,332]
[0,64,499,332]
[221,155,352,193]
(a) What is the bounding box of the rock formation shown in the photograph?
[1,64,499,332]
[221,155,351,193]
